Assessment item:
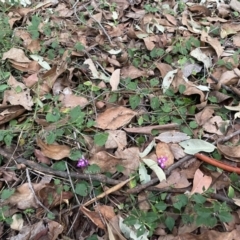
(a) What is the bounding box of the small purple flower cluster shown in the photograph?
[157,156,168,169]
[77,158,89,168]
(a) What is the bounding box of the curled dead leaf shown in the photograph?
[36,137,71,160]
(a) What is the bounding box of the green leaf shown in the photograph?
[192,194,206,204]
[85,164,101,174]
[139,139,155,158]
[94,132,109,146]
[116,164,125,173]
[75,182,89,197]
[150,78,159,87]
[126,81,137,90]
[46,108,61,122]
[161,103,171,113]
[74,42,85,52]
[165,216,175,231]
[142,158,166,181]
[4,133,14,146]
[150,97,160,110]
[69,150,82,161]
[178,84,186,94]
[1,189,15,200]
[129,95,140,110]
[189,121,198,129]
[139,163,151,184]
[52,161,66,171]
[0,84,9,92]
[155,201,167,211]
[228,186,234,198]
[46,132,56,144]
[86,234,98,240]
[179,139,216,155]
[47,212,55,220]
[70,106,85,122]
[218,211,233,222]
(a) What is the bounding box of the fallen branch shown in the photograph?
[15,158,121,185]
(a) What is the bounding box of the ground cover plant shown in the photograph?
[0,0,240,239]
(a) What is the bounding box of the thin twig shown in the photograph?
[26,168,52,214]
[83,6,113,45]
[16,158,121,185]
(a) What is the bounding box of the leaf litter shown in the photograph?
[1,0,240,239]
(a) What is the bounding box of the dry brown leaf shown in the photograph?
[110,69,120,91]
[201,31,223,58]
[155,171,191,189]
[36,137,71,160]
[89,151,121,173]
[195,107,214,126]
[96,106,137,130]
[143,36,158,50]
[188,5,211,16]
[156,142,174,168]
[0,105,26,125]
[2,75,33,110]
[217,68,240,88]
[169,143,186,160]
[95,205,116,221]
[34,149,51,165]
[115,147,140,176]
[2,48,31,63]
[190,169,212,195]
[105,130,127,150]
[202,116,224,135]
[138,192,151,211]
[233,33,240,47]
[183,86,205,103]
[6,183,45,209]
[22,73,39,87]
[60,93,89,109]
[121,65,147,79]
[155,62,173,78]
[217,143,240,160]
[230,0,240,12]
[37,183,73,209]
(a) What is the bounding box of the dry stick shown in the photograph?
[127,129,240,194]
[26,168,52,214]
[83,6,113,45]
[16,158,121,185]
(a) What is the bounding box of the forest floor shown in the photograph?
[1,0,240,239]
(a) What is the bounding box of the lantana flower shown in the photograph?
[157,156,168,169]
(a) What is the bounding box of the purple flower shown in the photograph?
[77,158,89,168]
[157,156,168,169]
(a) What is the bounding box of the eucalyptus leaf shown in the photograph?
[139,163,151,184]
[179,139,216,155]
[139,139,155,158]
[142,158,166,181]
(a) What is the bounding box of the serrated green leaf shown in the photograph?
[1,189,15,200]
[94,132,109,146]
[75,182,89,197]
